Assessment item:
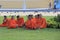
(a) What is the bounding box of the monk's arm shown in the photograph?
[41,18,47,28]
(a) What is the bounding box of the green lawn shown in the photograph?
[0,16,60,40]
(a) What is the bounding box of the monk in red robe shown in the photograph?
[8,16,17,29]
[35,14,47,29]
[0,16,8,27]
[16,15,24,28]
[25,15,37,29]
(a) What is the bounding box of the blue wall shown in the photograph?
[55,0,60,9]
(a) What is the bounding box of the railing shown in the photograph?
[0,9,60,12]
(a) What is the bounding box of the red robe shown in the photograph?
[25,18,37,29]
[16,18,24,27]
[8,19,17,29]
[36,18,47,28]
[0,18,9,27]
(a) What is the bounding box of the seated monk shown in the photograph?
[8,16,17,29]
[25,15,37,29]
[0,16,9,27]
[35,14,47,29]
[16,15,24,28]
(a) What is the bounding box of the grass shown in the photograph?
[0,16,60,40]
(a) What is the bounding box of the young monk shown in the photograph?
[35,14,47,29]
[25,15,37,29]
[8,16,17,29]
[16,15,24,28]
[0,16,8,27]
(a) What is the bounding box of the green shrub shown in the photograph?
[54,14,60,29]
[54,14,60,22]
[47,18,58,28]
[47,14,60,29]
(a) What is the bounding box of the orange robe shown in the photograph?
[36,18,47,28]
[8,19,17,29]
[16,18,24,27]
[0,19,9,27]
[25,18,37,29]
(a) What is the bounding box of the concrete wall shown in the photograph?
[0,0,54,9]
[0,1,23,9]
[26,0,54,9]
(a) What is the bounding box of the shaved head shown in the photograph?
[4,15,7,19]
[37,14,42,18]
[28,14,33,20]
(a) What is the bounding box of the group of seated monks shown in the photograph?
[0,14,47,29]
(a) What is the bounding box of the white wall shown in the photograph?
[0,12,60,16]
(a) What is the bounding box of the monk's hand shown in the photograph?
[3,20,6,22]
[16,24,18,27]
[40,26,43,29]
